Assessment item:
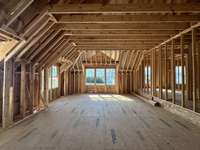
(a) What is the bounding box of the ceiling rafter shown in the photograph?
[49,3,200,14]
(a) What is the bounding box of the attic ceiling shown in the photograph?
[0,0,200,71]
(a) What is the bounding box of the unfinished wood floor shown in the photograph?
[0,94,200,150]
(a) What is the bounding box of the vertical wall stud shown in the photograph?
[165,44,168,100]
[20,61,26,118]
[181,35,185,107]
[192,29,197,111]
[2,59,14,128]
[171,40,176,104]
[159,46,163,99]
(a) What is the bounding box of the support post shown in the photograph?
[20,61,26,118]
[29,64,34,113]
[146,57,149,94]
[165,44,168,100]
[159,46,163,99]
[192,29,197,111]
[152,49,156,96]
[64,70,68,96]
[2,59,14,128]
[58,66,61,97]
[44,68,49,105]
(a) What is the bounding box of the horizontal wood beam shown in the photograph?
[76,44,157,47]
[54,23,189,30]
[64,30,179,36]
[71,39,165,42]
[57,14,200,23]
[76,42,191,48]
[68,35,170,40]
[75,41,161,45]
[76,45,152,50]
[49,4,200,14]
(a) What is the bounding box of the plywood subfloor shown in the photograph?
[0,94,200,150]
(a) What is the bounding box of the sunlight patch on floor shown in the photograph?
[88,94,133,102]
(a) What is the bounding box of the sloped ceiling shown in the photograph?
[0,30,19,61]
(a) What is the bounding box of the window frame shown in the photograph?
[175,65,186,85]
[85,68,95,85]
[144,66,151,85]
[106,68,116,85]
[96,68,105,85]
[85,67,116,86]
[49,65,59,89]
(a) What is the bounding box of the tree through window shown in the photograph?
[85,68,116,85]
[86,68,95,85]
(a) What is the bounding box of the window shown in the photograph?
[86,68,95,85]
[48,69,51,89]
[52,66,58,89]
[144,66,151,84]
[106,69,115,85]
[49,65,59,89]
[96,69,105,85]
[85,68,116,85]
[175,66,186,84]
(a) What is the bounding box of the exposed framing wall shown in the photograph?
[133,25,200,113]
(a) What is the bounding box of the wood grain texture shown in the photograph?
[0,94,200,150]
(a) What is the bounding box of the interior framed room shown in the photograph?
[0,0,200,150]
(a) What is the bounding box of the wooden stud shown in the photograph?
[29,64,34,113]
[2,59,14,128]
[44,68,49,105]
[20,61,26,118]
[64,71,68,96]
[165,44,168,100]
[192,29,197,111]
[171,40,176,104]
[159,46,163,99]
[180,35,185,107]
[152,49,156,96]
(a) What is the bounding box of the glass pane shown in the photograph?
[96,68,105,85]
[106,68,115,85]
[48,71,51,89]
[86,68,95,85]
[41,70,44,94]
[51,66,58,89]
[176,66,186,85]
[148,66,151,84]
[144,67,148,84]
[52,78,58,88]
[52,66,58,78]
[176,66,182,84]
